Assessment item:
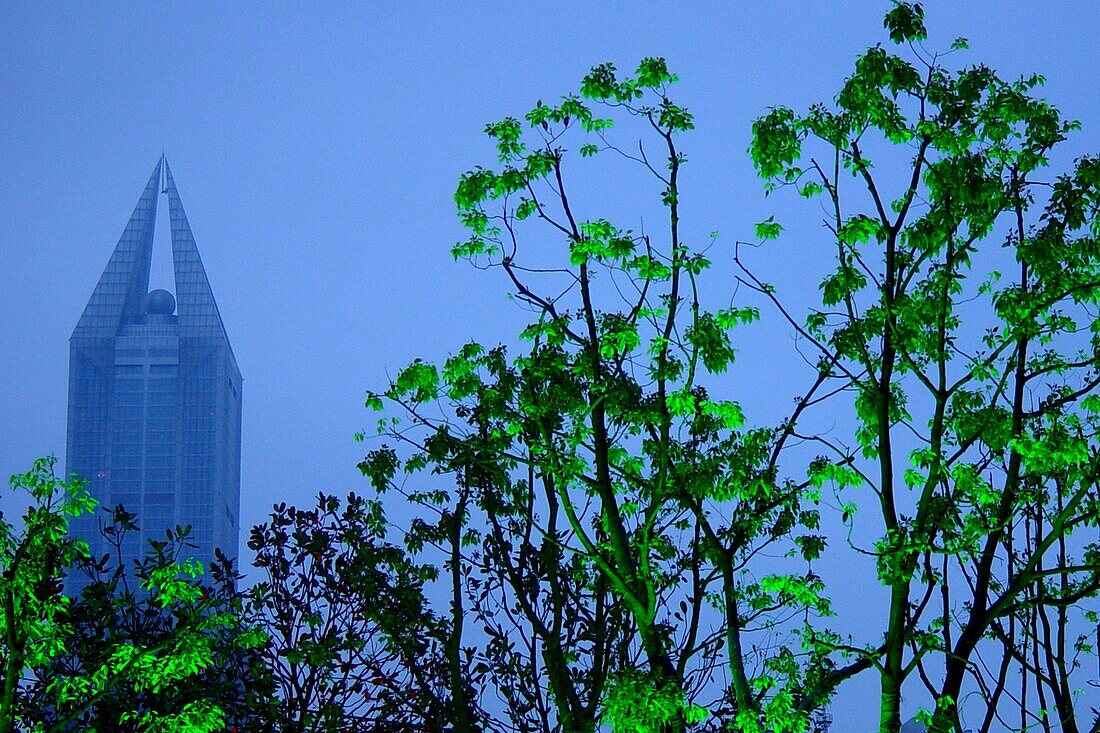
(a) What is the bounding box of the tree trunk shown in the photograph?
[879,580,911,733]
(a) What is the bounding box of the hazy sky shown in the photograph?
[2,2,1099,728]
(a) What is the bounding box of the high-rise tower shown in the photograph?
[65,157,242,593]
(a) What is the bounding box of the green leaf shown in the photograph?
[716,306,760,328]
[484,117,526,162]
[391,360,440,403]
[837,214,882,245]
[452,235,497,261]
[629,255,672,280]
[524,99,552,128]
[808,459,862,489]
[795,534,827,562]
[603,669,694,733]
[667,389,697,416]
[685,704,710,724]
[702,399,746,429]
[798,181,823,198]
[750,107,802,180]
[599,314,641,358]
[580,62,619,100]
[883,1,927,44]
[820,263,868,306]
[805,311,828,333]
[686,313,737,372]
[358,448,398,493]
[515,198,538,220]
[755,216,784,240]
[455,167,495,209]
[636,57,678,89]
[442,342,486,399]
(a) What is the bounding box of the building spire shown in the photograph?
[163,159,231,343]
[72,157,162,338]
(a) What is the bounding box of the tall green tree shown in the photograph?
[360,56,830,733]
[748,2,1100,731]
[360,4,1100,731]
[1,457,241,733]
[0,456,95,733]
[30,515,277,732]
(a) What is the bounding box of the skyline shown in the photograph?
[3,3,1100,728]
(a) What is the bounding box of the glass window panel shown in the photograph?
[112,493,140,508]
[145,505,174,519]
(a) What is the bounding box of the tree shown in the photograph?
[1,457,246,733]
[29,512,277,732]
[748,2,1100,731]
[246,491,454,732]
[356,4,1100,732]
[360,55,829,733]
[0,456,95,733]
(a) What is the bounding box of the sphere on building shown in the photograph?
[144,288,176,315]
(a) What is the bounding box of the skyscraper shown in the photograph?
[64,157,241,594]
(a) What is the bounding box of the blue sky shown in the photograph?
[2,2,1099,728]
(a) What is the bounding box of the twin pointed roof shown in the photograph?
[73,156,231,344]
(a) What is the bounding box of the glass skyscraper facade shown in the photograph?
[64,157,241,594]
